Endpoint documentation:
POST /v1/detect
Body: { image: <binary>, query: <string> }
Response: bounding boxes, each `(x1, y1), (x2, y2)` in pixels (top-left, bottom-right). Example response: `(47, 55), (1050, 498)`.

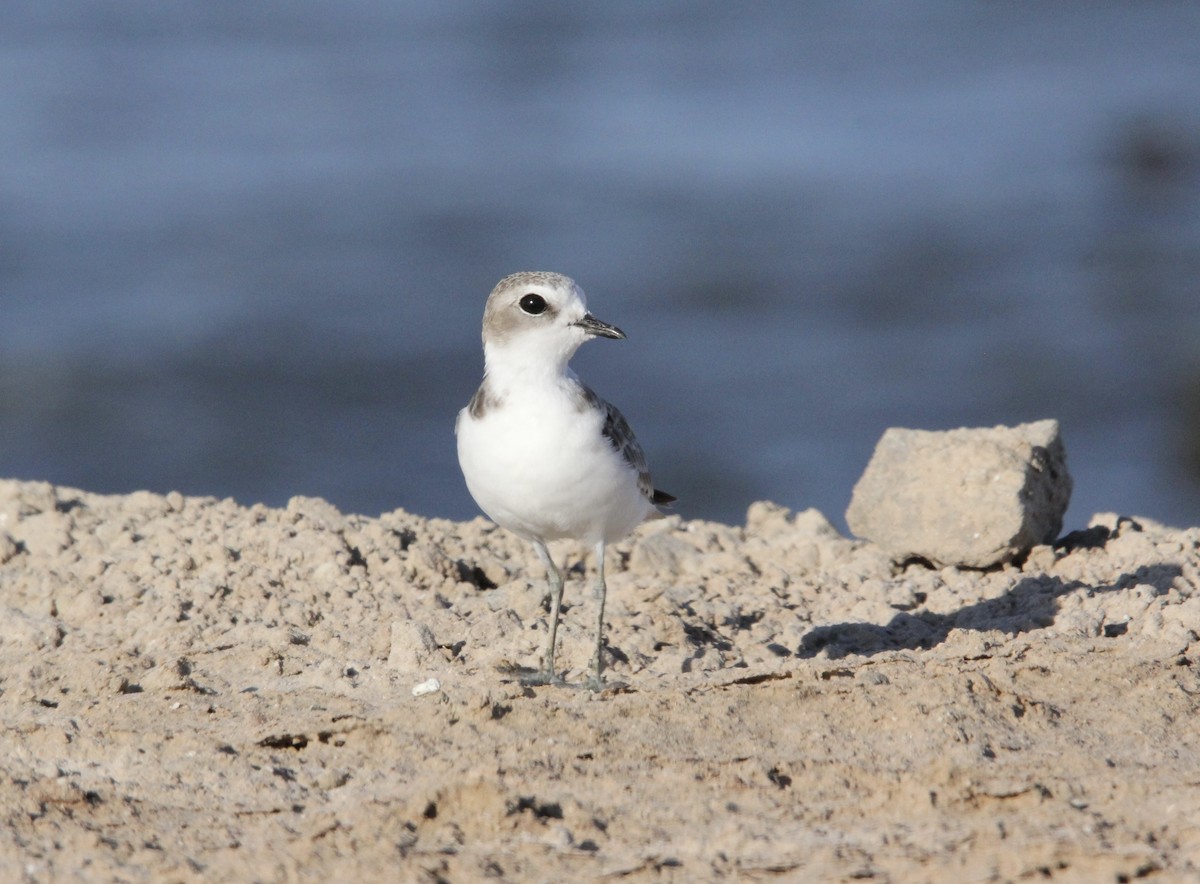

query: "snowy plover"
(456, 271), (674, 690)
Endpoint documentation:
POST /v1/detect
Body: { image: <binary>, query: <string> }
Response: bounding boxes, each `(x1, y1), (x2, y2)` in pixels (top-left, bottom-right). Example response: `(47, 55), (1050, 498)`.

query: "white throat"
(482, 334), (582, 392)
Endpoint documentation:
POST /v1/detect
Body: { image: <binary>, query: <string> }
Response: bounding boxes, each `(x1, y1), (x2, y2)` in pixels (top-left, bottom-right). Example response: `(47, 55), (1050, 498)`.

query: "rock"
(387, 620), (439, 672)
(285, 495), (348, 532)
(15, 509), (73, 556)
(846, 419), (1072, 568)
(0, 531), (19, 564)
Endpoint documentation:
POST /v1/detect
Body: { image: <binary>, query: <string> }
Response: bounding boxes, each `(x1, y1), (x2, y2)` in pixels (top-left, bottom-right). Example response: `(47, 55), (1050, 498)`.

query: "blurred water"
(2, 2), (1199, 531)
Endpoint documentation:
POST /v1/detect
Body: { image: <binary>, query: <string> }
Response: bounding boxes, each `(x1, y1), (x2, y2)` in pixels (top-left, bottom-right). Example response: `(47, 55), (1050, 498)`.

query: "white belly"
(456, 390), (652, 545)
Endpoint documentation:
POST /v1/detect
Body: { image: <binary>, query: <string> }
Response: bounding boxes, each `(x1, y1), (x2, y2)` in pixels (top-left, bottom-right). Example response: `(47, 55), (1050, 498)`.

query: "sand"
(1, 478), (1198, 881)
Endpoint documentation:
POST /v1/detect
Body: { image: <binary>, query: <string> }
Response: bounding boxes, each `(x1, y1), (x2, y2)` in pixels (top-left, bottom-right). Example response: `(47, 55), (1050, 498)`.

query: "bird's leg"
(522, 540), (565, 686)
(586, 541), (608, 691)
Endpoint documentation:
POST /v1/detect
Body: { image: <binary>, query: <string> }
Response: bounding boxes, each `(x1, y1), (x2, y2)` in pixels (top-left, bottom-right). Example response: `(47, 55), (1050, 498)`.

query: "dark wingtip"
(651, 489), (677, 507)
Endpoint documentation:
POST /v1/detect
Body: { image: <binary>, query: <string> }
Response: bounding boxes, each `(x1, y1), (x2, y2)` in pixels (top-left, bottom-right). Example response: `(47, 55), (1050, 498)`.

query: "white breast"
(456, 383), (653, 545)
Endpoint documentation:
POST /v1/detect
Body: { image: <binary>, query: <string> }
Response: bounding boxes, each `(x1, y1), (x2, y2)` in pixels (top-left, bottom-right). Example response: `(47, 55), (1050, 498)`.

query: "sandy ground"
(1, 478), (1199, 882)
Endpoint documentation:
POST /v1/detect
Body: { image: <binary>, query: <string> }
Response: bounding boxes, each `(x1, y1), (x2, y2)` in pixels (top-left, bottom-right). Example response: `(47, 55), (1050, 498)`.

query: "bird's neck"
(483, 343), (575, 394)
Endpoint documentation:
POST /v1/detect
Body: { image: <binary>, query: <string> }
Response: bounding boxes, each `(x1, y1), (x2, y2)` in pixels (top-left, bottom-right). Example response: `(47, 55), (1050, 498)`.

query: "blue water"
(2, 3), (1199, 531)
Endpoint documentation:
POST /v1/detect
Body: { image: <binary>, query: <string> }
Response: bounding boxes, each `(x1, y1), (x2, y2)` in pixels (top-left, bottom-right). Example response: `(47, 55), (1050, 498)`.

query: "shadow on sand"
(797, 562), (1182, 660)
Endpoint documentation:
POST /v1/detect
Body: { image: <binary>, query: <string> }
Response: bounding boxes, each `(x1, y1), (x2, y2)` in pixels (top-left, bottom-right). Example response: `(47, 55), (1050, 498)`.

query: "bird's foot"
(583, 675), (630, 694)
(496, 661), (567, 687)
(519, 668), (568, 688)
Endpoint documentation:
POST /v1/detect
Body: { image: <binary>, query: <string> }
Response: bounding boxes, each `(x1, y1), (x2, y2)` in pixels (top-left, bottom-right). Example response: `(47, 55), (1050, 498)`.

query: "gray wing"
(580, 384), (675, 506)
(463, 378), (501, 421)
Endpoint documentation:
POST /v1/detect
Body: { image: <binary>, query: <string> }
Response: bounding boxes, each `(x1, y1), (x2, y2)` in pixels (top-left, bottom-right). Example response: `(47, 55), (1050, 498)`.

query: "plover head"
(481, 271), (624, 372)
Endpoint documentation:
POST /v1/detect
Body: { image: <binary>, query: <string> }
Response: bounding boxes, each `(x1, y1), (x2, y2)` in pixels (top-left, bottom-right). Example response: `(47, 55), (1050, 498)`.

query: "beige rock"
(846, 419), (1072, 567)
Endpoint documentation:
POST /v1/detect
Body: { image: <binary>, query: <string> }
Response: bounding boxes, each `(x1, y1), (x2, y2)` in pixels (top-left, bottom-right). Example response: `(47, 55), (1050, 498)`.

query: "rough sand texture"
(1, 479), (1198, 881)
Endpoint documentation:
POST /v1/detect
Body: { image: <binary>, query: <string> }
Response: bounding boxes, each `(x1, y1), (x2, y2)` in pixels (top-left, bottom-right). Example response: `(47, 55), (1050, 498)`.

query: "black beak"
(574, 313), (626, 340)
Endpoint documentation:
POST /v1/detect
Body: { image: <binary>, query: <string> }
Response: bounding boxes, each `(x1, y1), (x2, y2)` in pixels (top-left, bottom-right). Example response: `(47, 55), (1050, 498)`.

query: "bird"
(456, 271), (674, 691)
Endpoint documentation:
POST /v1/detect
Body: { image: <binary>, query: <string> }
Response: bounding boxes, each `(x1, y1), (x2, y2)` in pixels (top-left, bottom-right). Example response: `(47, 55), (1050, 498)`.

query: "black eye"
(519, 293), (547, 315)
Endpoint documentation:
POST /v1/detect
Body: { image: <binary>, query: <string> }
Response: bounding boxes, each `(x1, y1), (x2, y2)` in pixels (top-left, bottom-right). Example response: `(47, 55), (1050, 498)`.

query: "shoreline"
(1, 479), (1198, 880)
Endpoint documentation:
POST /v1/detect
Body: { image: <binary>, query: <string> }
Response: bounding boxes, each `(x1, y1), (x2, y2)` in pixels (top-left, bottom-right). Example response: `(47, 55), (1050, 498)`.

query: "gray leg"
(587, 541), (608, 691)
(523, 539), (565, 686)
